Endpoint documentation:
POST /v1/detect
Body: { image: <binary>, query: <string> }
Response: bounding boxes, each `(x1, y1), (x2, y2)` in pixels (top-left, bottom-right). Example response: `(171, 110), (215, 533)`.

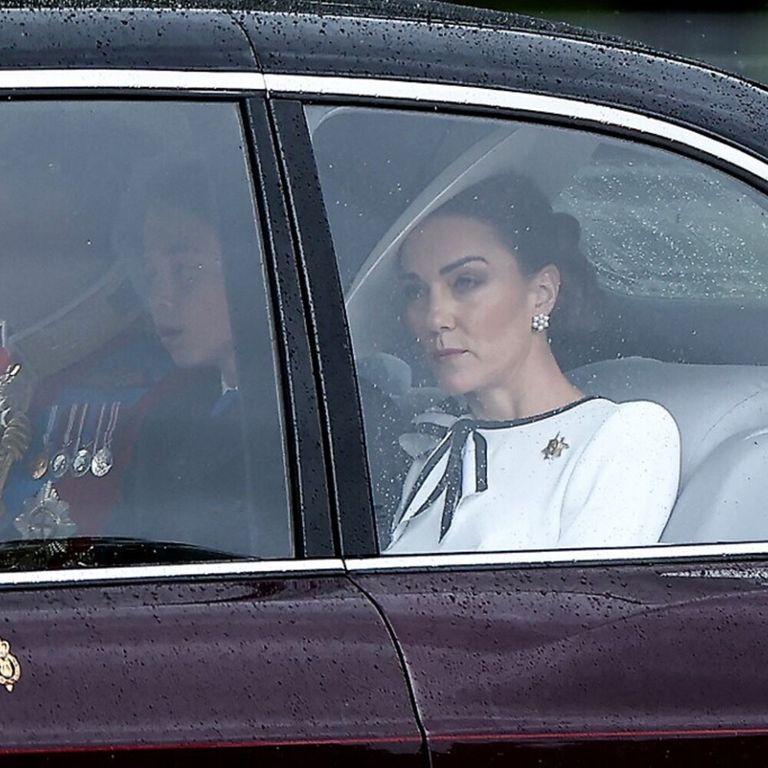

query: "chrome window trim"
(265, 74), (768, 182)
(345, 542), (768, 571)
(0, 558), (343, 588)
(0, 69), (265, 91)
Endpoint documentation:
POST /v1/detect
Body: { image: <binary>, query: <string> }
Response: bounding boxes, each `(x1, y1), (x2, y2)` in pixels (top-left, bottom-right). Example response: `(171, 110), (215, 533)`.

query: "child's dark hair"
(142, 161), (216, 225)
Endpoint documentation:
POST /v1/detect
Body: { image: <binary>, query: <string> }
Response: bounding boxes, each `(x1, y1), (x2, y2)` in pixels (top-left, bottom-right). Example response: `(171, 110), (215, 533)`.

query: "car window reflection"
(0, 101), (292, 569)
(308, 104), (768, 556)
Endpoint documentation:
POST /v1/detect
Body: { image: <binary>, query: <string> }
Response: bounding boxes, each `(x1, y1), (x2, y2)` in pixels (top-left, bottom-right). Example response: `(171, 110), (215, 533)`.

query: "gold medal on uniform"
(30, 454), (48, 481)
(30, 404), (59, 480)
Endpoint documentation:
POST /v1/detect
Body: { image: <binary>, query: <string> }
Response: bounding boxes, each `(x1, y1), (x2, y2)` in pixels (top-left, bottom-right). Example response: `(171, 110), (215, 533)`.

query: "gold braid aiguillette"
(0, 362), (31, 513)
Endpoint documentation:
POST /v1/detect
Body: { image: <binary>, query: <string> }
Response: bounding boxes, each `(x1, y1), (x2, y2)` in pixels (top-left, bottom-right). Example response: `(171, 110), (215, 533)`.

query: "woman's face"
(400, 213), (554, 400)
(143, 207), (233, 374)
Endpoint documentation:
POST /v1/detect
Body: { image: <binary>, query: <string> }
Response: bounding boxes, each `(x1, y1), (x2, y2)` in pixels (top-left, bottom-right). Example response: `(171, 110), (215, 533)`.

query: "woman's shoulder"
(500, 395), (675, 435)
(601, 397), (678, 426)
(586, 397), (680, 447)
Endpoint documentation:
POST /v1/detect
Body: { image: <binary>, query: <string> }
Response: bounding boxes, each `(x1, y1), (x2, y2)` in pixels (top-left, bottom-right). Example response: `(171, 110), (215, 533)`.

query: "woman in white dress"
(386, 175), (680, 554)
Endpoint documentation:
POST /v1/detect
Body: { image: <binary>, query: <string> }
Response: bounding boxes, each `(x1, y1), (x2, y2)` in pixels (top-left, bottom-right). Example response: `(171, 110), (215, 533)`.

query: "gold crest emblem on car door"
(0, 639), (21, 692)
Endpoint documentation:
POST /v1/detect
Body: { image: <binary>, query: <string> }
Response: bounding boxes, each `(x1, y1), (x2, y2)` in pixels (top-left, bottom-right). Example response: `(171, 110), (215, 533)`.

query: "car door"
(271, 77), (768, 766)
(0, 75), (423, 766)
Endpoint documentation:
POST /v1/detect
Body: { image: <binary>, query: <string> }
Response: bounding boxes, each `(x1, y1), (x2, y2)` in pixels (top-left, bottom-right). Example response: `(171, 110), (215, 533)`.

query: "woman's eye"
(402, 281), (425, 302)
(452, 273), (483, 293)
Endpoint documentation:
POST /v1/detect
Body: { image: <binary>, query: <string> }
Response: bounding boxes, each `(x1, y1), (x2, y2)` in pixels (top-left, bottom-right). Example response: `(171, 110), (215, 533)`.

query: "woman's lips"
(432, 348), (467, 362)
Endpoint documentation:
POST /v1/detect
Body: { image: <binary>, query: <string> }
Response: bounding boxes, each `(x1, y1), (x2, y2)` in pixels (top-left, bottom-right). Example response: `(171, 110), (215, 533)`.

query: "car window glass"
(307, 103), (768, 555)
(561, 144), (768, 300)
(0, 100), (292, 569)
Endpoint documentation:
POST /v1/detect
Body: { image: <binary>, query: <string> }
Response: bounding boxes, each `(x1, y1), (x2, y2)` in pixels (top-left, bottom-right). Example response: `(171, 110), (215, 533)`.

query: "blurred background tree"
(454, 0), (768, 84)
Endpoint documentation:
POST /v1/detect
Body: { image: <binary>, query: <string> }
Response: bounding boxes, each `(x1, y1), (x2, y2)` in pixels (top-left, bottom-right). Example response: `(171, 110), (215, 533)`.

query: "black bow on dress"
(397, 417), (488, 541)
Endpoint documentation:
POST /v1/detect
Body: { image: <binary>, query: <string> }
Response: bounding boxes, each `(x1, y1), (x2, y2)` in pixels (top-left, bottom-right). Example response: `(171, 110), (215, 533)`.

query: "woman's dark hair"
(427, 173), (601, 335)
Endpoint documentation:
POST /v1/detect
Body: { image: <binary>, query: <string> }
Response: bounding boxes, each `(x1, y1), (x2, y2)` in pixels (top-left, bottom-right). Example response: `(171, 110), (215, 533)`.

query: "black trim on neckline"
(472, 395), (605, 430)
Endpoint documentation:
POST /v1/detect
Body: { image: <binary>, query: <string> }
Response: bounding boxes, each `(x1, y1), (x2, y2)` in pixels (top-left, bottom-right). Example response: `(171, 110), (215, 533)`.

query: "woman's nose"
(425, 289), (456, 332)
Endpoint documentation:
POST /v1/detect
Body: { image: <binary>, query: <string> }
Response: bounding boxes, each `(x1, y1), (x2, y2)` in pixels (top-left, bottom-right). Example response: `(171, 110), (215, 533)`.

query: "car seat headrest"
(569, 357), (768, 485)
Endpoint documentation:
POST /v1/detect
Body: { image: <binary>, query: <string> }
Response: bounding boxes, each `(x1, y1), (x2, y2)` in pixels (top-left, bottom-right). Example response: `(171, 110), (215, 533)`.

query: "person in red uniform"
(108, 164), (261, 557)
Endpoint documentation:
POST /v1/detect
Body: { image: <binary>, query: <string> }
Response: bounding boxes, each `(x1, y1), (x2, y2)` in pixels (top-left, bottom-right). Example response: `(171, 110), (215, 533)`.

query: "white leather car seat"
(569, 357), (768, 543)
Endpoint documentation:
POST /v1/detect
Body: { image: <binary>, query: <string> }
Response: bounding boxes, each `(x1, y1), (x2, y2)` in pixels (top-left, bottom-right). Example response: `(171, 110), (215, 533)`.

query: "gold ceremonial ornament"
(0, 639), (21, 692)
(542, 433), (569, 460)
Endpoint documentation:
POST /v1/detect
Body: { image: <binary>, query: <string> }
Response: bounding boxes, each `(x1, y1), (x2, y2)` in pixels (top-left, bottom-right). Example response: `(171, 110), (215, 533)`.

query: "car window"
(0, 100), (292, 569)
(306, 103), (768, 555)
(560, 144), (768, 301)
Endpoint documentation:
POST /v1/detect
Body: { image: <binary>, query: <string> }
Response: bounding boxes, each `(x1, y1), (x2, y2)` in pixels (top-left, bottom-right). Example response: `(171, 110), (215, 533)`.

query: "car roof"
(0, 0), (621, 72)
(0, 1), (767, 157)
(0, 0), (630, 41)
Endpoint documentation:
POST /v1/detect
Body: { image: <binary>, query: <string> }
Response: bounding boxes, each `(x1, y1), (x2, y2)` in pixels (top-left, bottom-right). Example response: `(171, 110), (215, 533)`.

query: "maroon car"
(0, 1), (767, 766)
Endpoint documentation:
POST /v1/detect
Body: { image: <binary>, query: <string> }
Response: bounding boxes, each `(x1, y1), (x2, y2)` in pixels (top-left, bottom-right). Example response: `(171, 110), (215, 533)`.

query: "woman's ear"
(531, 264), (561, 315)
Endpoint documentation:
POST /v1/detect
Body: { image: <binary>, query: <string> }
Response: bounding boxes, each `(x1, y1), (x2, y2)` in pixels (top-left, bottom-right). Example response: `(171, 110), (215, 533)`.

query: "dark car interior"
(0, 100), (291, 565)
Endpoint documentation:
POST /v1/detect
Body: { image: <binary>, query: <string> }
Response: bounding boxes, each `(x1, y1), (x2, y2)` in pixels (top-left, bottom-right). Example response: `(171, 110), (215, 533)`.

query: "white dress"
(386, 397), (681, 554)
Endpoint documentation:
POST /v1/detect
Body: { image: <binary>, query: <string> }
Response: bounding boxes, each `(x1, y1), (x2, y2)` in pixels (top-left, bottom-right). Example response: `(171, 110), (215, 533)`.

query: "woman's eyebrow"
(439, 255), (487, 276)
